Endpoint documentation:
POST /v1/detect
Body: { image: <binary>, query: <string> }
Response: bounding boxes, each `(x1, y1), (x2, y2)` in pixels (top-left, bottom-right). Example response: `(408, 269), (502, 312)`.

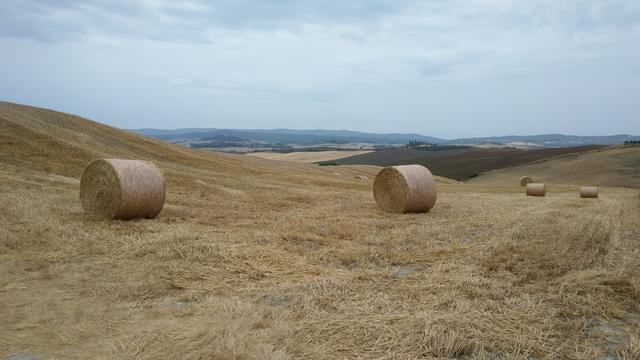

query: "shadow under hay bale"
(526, 183), (546, 197)
(373, 165), (437, 213)
(80, 159), (165, 220)
(580, 186), (598, 198)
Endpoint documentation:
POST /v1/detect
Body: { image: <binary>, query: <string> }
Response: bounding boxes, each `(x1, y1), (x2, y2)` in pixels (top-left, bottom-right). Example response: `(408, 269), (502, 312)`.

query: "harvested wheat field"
(1, 101), (640, 359)
(469, 146), (640, 188)
(246, 150), (373, 163)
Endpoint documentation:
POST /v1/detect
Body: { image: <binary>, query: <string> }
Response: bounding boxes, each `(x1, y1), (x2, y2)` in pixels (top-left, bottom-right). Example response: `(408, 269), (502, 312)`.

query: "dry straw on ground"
(3, 102), (640, 359)
(373, 165), (437, 213)
(526, 183), (546, 197)
(520, 176), (533, 186)
(80, 159), (165, 219)
(580, 186), (599, 198)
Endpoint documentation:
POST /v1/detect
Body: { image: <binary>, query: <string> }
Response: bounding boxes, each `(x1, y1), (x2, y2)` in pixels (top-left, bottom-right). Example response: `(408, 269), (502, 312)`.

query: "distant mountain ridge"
(131, 128), (444, 146)
(130, 128), (640, 147)
(452, 134), (640, 147)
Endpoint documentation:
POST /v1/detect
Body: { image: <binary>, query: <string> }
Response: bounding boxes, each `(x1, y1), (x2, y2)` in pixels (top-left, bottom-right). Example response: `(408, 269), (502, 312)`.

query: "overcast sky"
(1, 0), (639, 138)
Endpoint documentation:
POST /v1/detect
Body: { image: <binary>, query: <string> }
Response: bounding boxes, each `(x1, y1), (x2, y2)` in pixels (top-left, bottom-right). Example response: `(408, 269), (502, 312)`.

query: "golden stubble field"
(1, 102), (639, 359)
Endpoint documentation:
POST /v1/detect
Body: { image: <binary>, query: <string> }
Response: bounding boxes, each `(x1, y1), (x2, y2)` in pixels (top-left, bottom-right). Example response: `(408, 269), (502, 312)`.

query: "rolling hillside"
(333, 146), (605, 181)
(133, 128), (640, 147)
(246, 150), (373, 163)
(469, 146), (640, 188)
(133, 128), (444, 145)
(1, 101), (640, 359)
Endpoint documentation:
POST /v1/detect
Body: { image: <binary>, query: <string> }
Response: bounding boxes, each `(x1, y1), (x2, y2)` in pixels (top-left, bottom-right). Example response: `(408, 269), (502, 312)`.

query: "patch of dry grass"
(1, 102), (640, 359)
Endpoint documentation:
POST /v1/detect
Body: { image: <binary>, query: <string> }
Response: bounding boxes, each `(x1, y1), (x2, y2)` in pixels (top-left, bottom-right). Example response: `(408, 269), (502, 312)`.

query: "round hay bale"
(80, 159), (165, 219)
(580, 186), (598, 198)
(373, 165), (437, 213)
(520, 176), (533, 187)
(526, 183), (546, 197)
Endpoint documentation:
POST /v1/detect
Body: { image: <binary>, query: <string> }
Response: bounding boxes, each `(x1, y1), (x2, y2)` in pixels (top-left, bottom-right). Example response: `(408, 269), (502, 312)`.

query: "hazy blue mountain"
(130, 128), (445, 145)
(130, 128), (219, 137)
(448, 134), (640, 146)
(129, 128), (639, 147)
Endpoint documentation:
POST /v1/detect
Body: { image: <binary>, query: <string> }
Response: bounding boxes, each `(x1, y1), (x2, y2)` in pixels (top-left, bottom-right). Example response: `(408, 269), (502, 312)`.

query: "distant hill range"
(131, 128), (639, 148)
(450, 134), (640, 147)
(131, 128), (443, 146)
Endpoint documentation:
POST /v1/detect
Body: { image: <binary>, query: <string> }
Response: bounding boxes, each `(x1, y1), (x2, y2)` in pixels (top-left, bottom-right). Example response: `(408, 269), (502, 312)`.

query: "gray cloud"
(0, 0), (639, 137)
(0, 0), (415, 42)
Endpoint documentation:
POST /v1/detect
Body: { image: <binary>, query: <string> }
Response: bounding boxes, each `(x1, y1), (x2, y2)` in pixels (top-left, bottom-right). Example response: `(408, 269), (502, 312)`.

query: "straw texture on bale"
(373, 165), (437, 213)
(580, 186), (598, 198)
(80, 159), (165, 219)
(526, 183), (546, 197)
(520, 176), (533, 187)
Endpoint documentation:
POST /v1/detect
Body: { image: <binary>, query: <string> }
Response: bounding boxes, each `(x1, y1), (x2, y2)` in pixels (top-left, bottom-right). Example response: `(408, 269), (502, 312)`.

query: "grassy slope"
(334, 146), (605, 181)
(1, 101), (640, 359)
(468, 146), (640, 188)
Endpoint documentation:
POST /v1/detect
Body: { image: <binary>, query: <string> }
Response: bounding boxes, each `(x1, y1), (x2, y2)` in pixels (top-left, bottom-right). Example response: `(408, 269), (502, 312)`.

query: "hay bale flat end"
(520, 176), (533, 186)
(80, 159), (165, 220)
(373, 165), (437, 213)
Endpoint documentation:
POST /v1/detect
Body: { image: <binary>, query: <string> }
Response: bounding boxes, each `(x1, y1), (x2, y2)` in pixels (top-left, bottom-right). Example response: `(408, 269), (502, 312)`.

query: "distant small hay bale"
(580, 186), (598, 198)
(354, 175), (368, 180)
(80, 159), (165, 220)
(520, 176), (533, 186)
(526, 183), (546, 197)
(373, 165), (437, 213)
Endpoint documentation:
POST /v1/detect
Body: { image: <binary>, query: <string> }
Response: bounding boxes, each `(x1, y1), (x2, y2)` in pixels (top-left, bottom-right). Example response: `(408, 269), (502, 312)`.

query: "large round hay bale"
(80, 159), (165, 219)
(373, 165), (437, 213)
(526, 183), (546, 197)
(580, 186), (598, 198)
(520, 176), (533, 187)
